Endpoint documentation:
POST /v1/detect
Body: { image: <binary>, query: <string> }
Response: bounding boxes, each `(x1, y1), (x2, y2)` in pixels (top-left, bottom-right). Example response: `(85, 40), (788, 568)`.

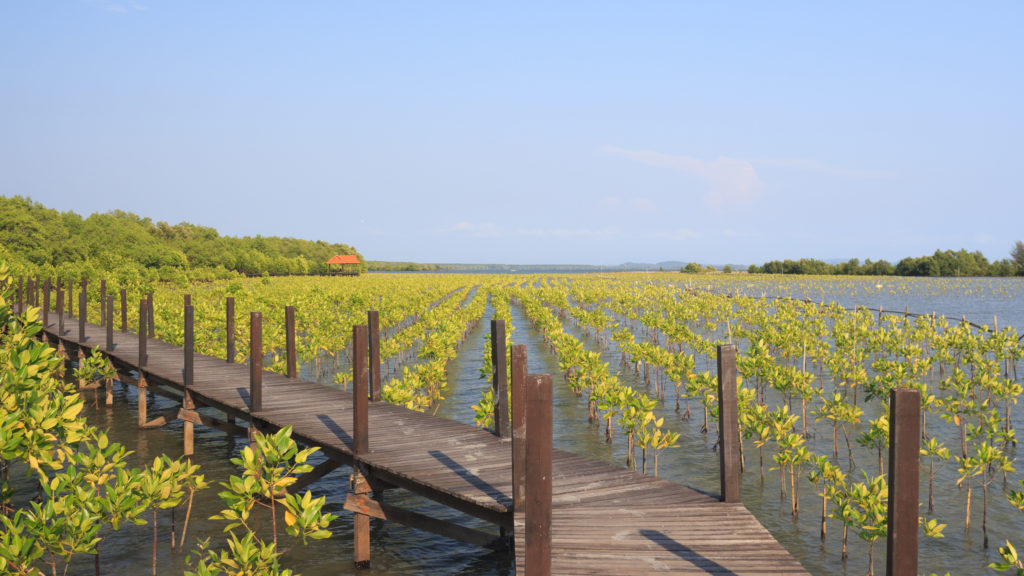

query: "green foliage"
(0, 196), (363, 277)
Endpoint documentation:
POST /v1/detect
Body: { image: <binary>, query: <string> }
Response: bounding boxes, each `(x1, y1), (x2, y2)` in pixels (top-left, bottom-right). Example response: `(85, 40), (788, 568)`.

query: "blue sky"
(2, 2), (1021, 265)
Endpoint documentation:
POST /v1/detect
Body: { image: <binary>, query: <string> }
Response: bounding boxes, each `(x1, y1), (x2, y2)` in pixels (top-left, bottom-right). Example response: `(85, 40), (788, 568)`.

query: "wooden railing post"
(105, 295), (114, 351)
(368, 310), (381, 401)
(511, 345), (528, 513)
(120, 288), (127, 332)
(16, 276), (22, 314)
(99, 280), (106, 327)
(226, 297), (235, 363)
(286, 305), (297, 378)
(138, 299), (147, 367)
(525, 373), (552, 576)
(25, 278), (33, 308)
(491, 319), (509, 438)
(42, 279), (50, 328)
(56, 283), (64, 335)
(886, 388), (920, 576)
(66, 279), (73, 321)
(146, 292), (154, 338)
(250, 312), (262, 414)
(78, 290), (87, 343)
(183, 303), (195, 456)
(351, 323), (371, 568)
(717, 344), (740, 503)
(34, 275), (39, 307)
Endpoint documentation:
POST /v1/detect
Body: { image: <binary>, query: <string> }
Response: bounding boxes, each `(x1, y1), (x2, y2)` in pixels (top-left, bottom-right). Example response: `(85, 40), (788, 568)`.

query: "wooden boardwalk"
(42, 312), (809, 575)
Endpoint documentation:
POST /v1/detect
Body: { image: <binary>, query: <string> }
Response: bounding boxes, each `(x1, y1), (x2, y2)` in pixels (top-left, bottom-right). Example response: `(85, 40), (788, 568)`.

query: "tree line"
(749, 244), (1024, 277)
(0, 196), (364, 280)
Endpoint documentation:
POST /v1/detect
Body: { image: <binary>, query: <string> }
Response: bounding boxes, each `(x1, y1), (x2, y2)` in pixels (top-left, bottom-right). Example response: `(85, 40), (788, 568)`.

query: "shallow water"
(24, 276), (1024, 575)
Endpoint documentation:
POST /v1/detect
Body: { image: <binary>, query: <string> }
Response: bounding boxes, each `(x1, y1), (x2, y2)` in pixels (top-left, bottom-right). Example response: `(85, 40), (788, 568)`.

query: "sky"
(1, 2), (1021, 266)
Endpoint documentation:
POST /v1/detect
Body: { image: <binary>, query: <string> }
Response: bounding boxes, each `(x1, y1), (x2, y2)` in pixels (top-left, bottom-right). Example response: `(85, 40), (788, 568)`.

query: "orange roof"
(326, 254), (360, 265)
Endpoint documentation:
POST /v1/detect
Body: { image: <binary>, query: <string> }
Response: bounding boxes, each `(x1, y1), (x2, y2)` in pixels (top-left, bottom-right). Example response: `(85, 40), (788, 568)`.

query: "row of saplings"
(0, 268), (333, 576)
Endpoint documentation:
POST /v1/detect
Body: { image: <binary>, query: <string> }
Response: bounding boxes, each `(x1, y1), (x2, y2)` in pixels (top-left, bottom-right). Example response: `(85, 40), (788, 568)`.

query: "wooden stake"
(491, 319), (509, 438)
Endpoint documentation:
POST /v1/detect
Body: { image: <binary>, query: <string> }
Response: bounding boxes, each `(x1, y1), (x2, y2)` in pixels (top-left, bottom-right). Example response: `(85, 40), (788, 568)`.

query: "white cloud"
(748, 157), (886, 178)
(604, 146), (762, 209)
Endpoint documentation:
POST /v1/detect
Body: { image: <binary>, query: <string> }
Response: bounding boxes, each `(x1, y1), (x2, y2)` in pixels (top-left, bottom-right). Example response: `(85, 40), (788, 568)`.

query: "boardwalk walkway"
(42, 312), (809, 575)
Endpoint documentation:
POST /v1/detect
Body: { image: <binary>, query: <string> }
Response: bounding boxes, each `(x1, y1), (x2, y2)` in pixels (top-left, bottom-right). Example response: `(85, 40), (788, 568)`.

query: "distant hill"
(0, 196), (363, 277)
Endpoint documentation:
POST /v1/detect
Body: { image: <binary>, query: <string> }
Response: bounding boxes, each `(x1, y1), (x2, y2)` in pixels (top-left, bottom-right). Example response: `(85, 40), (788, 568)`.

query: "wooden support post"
(286, 305), (297, 378)
(16, 276), (22, 314)
(351, 323), (370, 568)
(511, 345), (528, 513)
(184, 293), (191, 307)
(56, 283), (64, 335)
(146, 292), (154, 338)
(66, 279), (73, 321)
(34, 275), (39, 307)
(717, 344), (740, 503)
(78, 290), (86, 343)
(225, 297), (235, 363)
(250, 312), (262, 414)
(26, 278), (33, 308)
(42, 279), (50, 328)
(368, 310), (381, 401)
(120, 288), (127, 332)
(138, 299), (147, 367)
(886, 388), (920, 576)
(525, 373), (552, 576)
(491, 319), (509, 438)
(184, 304), (194, 389)
(105, 295), (114, 351)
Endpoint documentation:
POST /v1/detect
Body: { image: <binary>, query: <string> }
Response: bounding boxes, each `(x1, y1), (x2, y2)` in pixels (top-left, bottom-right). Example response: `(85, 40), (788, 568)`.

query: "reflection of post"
(491, 319), (509, 438)
(368, 311), (381, 401)
(351, 324), (371, 569)
(886, 388), (920, 576)
(286, 305), (297, 378)
(525, 373), (552, 576)
(511, 345), (528, 512)
(717, 344), (740, 503)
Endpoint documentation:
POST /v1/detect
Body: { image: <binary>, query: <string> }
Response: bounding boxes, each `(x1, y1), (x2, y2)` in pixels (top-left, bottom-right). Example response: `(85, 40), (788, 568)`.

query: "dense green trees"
(0, 196), (363, 278)
(752, 246), (1021, 277)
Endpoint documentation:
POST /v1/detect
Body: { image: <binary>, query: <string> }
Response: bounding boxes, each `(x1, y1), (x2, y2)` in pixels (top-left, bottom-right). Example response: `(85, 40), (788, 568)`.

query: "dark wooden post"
(57, 283), (64, 335)
(353, 325), (369, 455)
(250, 312), (262, 413)
(525, 373), (552, 576)
(886, 388), (920, 576)
(511, 344), (528, 513)
(368, 310), (381, 401)
(16, 276), (22, 314)
(351, 324), (370, 568)
(183, 303), (195, 456)
(717, 344), (740, 503)
(225, 297), (235, 363)
(42, 279), (50, 328)
(146, 293), (154, 338)
(100, 280), (107, 327)
(286, 305), (297, 378)
(138, 299), (147, 367)
(78, 290), (87, 342)
(25, 278), (33, 308)
(184, 293), (191, 307)
(491, 319), (510, 438)
(34, 275), (39, 307)
(120, 289), (127, 332)
(105, 295), (114, 351)
(66, 279), (73, 320)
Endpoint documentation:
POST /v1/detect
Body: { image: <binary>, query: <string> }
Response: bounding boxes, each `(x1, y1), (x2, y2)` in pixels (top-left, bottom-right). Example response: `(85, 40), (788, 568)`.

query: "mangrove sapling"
(989, 481), (1024, 574)
(856, 414), (889, 476)
(920, 437), (951, 514)
(807, 455), (845, 541)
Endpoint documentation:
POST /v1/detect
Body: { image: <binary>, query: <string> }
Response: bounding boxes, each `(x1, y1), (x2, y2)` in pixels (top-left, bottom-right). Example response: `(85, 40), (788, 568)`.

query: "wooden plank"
(343, 493), (504, 550)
